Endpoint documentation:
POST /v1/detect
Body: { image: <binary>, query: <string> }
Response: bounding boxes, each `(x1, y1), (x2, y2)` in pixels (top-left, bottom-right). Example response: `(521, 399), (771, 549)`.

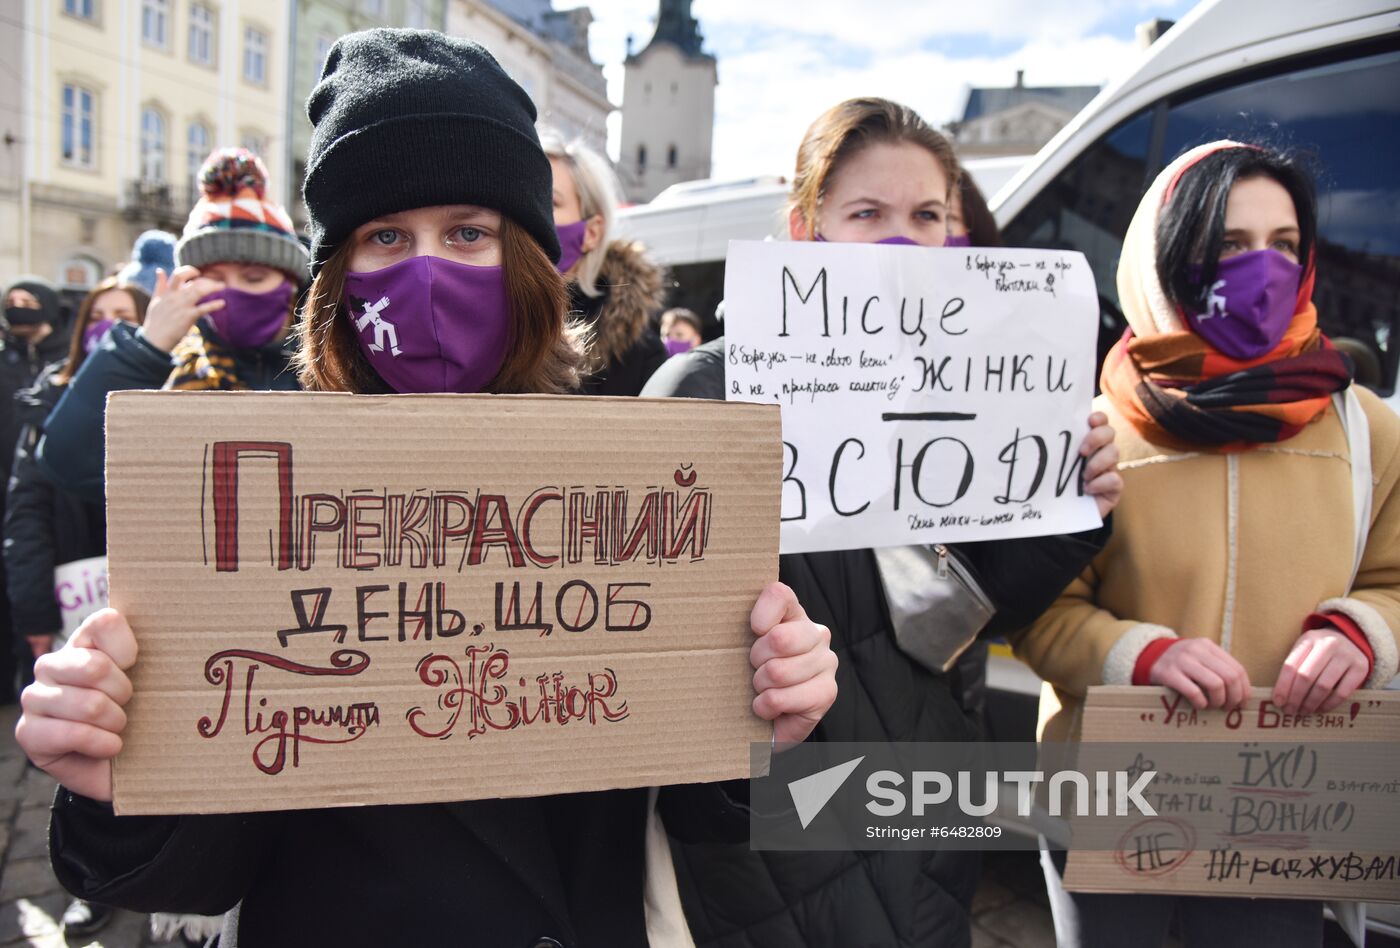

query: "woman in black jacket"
(641, 98), (1122, 948)
(17, 31), (839, 948)
(6, 276), (148, 940)
(542, 130), (670, 396)
(6, 276), (148, 660)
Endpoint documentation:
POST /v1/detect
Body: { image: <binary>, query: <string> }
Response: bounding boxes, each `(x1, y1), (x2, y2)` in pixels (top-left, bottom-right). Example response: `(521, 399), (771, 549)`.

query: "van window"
(1161, 46), (1400, 393)
(1001, 110), (1153, 365)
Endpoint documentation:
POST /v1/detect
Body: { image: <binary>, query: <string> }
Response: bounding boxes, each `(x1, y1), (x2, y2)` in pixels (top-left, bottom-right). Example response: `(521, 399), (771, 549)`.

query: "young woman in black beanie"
(15, 30), (837, 948)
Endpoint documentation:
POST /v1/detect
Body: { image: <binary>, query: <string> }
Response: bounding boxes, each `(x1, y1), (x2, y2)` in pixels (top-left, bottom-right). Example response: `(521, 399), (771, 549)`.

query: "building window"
(142, 0), (169, 47)
(64, 0), (96, 21)
(187, 121), (209, 197)
(243, 27), (267, 85)
(405, 0), (431, 28)
(188, 4), (215, 66)
(361, 0), (384, 15)
(667, 145), (677, 169)
(61, 84), (96, 169)
(240, 131), (266, 158)
(637, 144), (647, 170)
(61, 255), (103, 290)
(141, 107), (166, 182)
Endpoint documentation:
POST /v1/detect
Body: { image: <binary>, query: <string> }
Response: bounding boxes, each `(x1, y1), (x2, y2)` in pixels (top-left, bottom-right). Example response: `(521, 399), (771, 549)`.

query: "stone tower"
(619, 0), (717, 203)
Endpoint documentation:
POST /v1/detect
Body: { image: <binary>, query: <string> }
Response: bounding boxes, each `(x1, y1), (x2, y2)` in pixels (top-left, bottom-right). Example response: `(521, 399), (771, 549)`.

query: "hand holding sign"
(1273, 626), (1370, 716)
(749, 581), (838, 746)
(16, 609), (138, 802)
(1147, 638), (1251, 712)
(1081, 412), (1123, 519)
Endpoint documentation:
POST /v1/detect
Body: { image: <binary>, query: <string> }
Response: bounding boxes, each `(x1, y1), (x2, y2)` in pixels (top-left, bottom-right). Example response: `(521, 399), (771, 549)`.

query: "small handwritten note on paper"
(722, 240), (1102, 554)
(1064, 687), (1400, 903)
(104, 391), (779, 815)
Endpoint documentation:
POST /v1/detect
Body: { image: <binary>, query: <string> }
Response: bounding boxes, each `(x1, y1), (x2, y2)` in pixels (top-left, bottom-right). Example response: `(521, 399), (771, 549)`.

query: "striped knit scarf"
(164, 324), (245, 391)
(1100, 315), (1352, 453)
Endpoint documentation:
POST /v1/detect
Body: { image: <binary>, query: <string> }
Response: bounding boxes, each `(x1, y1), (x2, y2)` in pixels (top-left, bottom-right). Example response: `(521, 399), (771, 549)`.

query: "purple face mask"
(83, 318), (116, 354)
(1186, 249), (1302, 360)
(205, 281), (294, 349)
(343, 255), (510, 394)
(555, 219), (589, 274)
(944, 234), (972, 248)
(664, 338), (693, 357)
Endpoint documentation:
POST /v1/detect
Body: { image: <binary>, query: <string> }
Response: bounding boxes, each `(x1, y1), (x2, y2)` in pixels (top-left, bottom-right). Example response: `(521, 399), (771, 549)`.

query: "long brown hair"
(54, 277), (151, 384)
(789, 97), (961, 235)
(295, 218), (583, 394)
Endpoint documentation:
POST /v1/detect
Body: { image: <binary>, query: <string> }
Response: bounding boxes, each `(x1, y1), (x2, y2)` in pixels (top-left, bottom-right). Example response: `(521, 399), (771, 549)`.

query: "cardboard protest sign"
(1064, 687), (1400, 902)
(55, 555), (108, 647)
(724, 240), (1102, 554)
(105, 391), (780, 815)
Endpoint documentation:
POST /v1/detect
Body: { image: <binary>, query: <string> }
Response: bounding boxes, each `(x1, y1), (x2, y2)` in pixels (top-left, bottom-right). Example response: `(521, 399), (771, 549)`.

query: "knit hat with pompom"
(175, 147), (308, 280)
(116, 229), (176, 295)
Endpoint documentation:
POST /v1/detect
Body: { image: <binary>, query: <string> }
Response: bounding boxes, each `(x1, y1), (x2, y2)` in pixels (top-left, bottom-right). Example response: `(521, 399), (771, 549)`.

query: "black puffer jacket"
(642, 340), (1110, 947)
(38, 320), (299, 502)
(571, 240), (669, 396)
(4, 365), (106, 638)
(0, 329), (69, 485)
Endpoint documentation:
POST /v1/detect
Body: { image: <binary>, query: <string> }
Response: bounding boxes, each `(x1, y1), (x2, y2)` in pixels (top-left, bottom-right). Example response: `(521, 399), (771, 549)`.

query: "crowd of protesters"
(1, 25), (1393, 948)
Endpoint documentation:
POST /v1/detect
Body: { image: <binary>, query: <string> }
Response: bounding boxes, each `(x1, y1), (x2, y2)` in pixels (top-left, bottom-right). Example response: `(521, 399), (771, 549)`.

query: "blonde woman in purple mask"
(542, 129), (671, 395)
(17, 30), (838, 948)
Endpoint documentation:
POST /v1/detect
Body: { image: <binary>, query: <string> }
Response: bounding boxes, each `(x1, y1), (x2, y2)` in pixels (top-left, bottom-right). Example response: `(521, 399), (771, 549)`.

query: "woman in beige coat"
(1016, 140), (1400, 946)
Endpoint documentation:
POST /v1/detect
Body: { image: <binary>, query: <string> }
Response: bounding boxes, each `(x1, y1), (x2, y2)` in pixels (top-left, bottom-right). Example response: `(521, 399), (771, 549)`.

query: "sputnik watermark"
(865, 769), (1157, 819)
(753, 741), (1400, 853)
(788, 759), (1157, 829)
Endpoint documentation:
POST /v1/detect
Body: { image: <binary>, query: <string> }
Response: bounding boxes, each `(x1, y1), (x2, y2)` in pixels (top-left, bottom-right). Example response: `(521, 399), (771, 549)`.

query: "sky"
(583, 0), (1199, 179)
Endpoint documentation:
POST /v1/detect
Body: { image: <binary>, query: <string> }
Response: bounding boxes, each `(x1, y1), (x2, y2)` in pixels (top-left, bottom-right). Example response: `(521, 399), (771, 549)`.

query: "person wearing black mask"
(0, 276), (68, 701)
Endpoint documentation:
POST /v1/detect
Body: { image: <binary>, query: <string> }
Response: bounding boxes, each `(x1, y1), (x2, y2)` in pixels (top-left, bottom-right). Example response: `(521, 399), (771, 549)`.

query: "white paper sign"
(54, 555), (108, 646)
(723, 240), (1102, 554)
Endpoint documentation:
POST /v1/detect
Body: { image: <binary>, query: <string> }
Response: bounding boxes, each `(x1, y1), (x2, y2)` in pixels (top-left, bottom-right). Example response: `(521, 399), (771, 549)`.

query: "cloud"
(585, 0), (1195, 179)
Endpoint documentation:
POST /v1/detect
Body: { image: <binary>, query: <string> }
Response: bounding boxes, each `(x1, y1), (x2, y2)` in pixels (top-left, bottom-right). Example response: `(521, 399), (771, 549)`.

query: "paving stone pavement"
(0, 706), (150, 948)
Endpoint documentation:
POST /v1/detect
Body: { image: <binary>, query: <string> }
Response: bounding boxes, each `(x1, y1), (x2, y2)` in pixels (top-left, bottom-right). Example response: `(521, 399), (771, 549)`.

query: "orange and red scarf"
(1101, 275), (1351, 453)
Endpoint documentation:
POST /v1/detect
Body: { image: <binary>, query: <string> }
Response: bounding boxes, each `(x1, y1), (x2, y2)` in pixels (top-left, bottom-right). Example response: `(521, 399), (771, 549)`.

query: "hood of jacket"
(572, 239), (665, 377)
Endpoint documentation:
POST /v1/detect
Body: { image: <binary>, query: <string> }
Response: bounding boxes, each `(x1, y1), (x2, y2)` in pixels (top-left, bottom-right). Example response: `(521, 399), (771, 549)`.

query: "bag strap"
(1333, 388), (1372, 590)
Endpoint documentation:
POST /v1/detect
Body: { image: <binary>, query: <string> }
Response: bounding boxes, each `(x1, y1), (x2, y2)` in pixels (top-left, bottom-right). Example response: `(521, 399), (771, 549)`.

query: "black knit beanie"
(303, 29), (559, 276)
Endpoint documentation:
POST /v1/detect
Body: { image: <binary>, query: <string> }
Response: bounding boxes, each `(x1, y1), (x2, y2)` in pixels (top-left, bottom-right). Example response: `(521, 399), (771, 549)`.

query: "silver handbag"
(873, 544), (995, 673)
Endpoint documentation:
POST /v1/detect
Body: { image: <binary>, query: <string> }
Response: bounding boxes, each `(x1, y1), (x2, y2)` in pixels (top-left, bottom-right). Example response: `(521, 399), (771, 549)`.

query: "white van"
(992, 0), (1400, 390)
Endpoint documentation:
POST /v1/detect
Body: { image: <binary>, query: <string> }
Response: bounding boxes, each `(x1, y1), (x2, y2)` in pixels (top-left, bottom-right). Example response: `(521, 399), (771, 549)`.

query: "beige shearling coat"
(1015, 389), (1400, 744)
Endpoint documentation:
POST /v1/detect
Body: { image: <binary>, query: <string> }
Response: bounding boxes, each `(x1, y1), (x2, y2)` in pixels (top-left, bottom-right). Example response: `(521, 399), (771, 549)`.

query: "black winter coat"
(571, 241), (669, 397)
(0, 329), (69, 484)
(37, 321), (298, 502)
(51, 781), (750, 947)
(642, 340), (1110, 947)
(4, 366), (106, 637)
